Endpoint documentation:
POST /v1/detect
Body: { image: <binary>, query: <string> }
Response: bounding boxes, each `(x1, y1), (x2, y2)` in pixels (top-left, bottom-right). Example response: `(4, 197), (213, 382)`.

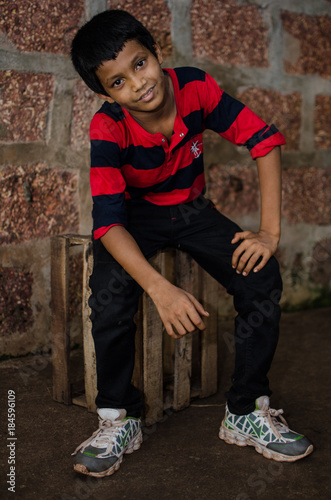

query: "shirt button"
(162, 138), (166, 142)
(180, 133), (184, 137)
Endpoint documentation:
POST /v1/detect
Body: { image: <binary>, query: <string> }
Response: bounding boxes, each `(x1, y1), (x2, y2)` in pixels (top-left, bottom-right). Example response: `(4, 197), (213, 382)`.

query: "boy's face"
(95, 40), (166, 116)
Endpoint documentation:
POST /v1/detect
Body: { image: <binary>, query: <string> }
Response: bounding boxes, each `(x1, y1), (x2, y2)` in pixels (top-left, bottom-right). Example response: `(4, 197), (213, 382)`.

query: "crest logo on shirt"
(190, 140), (202, 159)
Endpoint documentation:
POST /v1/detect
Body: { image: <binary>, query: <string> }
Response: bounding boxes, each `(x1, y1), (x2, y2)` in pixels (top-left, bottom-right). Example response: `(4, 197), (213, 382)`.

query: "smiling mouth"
(138, 85), (155, 101)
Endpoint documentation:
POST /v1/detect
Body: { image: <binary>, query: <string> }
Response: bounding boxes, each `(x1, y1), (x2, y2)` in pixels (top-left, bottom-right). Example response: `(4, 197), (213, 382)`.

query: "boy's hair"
(71, 10), (157, 96)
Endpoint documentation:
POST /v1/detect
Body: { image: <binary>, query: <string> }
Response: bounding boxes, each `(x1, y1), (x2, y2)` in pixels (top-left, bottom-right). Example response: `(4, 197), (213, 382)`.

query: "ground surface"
(0, 307), (330, 500)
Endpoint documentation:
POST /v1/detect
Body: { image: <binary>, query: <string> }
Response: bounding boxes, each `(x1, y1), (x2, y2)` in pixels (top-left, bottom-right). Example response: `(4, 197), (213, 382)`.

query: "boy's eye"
(136, 59), (145, 69)
(112, 79), (123, 88)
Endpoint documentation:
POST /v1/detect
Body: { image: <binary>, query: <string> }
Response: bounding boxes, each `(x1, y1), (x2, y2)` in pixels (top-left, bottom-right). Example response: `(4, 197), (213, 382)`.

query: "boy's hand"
(231, 229), (279, 276)
(149, 281), (209, 339)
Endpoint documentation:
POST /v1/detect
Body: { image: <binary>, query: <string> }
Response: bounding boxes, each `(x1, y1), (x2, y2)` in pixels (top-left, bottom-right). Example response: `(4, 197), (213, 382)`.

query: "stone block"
(315, 95), (331, 150)
(208, 165), (331, 226)
(207, 163), (259, 216)
(0, 164), (79, 245)
(0, 268), (33, 336)
(108, 0), (172, 57)
(71, 80), (102, 151)
(0, 0), (85, 54)
(282, 167), (331, 225)
(309, 237), (331, 289)
(0, 70), (54, 143)
(281, 11), (331, 78)
(191, 0), (268, 67)
(237, 88), (301, 151)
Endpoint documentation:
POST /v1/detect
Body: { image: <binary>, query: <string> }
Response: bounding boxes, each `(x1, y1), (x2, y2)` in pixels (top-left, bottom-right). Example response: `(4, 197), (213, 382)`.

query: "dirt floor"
(0, 307), (330, 500)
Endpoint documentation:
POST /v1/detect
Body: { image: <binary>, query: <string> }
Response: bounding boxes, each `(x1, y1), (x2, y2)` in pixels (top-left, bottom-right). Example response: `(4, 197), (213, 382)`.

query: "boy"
(70, 10), (313, 477)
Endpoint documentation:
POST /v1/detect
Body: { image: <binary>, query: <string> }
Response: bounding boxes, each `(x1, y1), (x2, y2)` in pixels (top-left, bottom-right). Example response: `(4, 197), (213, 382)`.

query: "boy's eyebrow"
(105, 51), (148, 86)
(105, 73), (122, 86)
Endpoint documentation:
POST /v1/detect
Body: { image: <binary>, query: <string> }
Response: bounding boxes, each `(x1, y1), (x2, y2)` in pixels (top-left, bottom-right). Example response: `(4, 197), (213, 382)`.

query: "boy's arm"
(231, 146), (282, 276)
(100, 226), (209, 338)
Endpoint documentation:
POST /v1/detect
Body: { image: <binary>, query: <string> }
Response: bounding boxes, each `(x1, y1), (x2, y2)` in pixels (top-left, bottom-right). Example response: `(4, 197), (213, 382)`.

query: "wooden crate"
(51, 235), (219, 425)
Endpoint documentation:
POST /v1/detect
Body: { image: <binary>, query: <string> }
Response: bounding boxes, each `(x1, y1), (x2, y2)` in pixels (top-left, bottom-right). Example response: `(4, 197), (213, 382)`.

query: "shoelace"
(260, 407), (290, 441)
(72, 419), (125, 456)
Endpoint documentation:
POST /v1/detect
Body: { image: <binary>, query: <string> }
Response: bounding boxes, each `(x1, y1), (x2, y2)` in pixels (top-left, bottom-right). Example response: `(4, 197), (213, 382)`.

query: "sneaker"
(219, 396), (313, 462)
(72, 408), (142, 477)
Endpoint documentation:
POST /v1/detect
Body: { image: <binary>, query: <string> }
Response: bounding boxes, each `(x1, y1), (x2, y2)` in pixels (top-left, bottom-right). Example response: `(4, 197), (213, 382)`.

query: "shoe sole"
(219, 420), (313, 462)
(74, 430), (143, 477)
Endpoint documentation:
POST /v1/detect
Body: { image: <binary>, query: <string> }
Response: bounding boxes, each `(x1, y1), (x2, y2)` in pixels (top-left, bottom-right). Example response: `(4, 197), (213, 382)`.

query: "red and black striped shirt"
(90, 67), (286, 239)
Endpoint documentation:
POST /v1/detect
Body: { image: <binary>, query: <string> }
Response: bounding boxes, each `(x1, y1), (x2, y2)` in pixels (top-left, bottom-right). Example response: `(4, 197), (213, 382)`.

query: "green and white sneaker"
(219, 396), (313, 462)
(72, 408), (142, 477)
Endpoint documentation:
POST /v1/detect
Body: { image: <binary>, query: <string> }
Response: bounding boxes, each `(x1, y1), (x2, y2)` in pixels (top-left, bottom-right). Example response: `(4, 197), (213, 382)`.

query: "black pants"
(89, 197), (282, 417)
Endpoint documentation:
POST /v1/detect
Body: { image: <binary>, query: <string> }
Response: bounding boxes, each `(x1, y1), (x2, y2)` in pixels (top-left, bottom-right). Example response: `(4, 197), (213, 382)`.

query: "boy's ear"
(96, 93), (115, 104)
(154, 43), (163, 65)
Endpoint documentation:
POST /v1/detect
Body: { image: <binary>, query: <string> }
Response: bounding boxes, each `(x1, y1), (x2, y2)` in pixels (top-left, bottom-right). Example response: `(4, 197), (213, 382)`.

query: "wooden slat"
(143, 253), (164, 425)
(161, 249), (176, 386)
(82, 239), (97, 412)
(173, 251), (197, 411)
(59, 234), (90, 246)
(51, 235), (71, 404)
(132, 296), (144, 394)
(199, 268), (218, 398)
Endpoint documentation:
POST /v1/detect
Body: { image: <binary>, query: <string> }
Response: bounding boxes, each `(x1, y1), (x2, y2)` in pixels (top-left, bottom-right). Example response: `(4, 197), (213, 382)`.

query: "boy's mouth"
(138, 85), (155, 102)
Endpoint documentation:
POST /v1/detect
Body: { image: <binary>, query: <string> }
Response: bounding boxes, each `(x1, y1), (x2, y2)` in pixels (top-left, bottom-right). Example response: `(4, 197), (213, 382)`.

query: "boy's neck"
(128, 72), (176, 142)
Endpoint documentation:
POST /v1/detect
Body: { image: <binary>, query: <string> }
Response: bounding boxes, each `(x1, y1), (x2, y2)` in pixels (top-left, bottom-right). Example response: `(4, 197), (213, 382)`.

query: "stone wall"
(0, 0), (330, 356)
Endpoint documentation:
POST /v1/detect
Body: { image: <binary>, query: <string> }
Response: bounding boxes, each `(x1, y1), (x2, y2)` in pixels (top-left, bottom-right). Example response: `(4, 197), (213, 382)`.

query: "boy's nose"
(131, 75), (146, 93)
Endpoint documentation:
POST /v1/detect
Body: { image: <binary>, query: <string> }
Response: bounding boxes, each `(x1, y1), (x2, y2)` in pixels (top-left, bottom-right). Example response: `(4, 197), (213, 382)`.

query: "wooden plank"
(51, 235), (71, 404)
(173, 251), (197, 411)
(199, 268), (218, 398)
(161, 249), (176, 387)
(143, 253), (164, 425)
(61, 234), (90, 246)
(132, 296), (144, 394)
(82, 239), (97, 412)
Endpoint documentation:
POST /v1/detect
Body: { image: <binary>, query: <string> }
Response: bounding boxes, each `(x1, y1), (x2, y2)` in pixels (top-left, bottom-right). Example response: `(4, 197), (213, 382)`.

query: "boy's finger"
(189, 313), (206, 331)
(186, 292), (209, 317)
(232, 241), (247, 268)
(194, 301), (210, 318)
(242, 249), (271, 276)
(179, 316), (198, 334)
(166, 323), (181, 339)
(235, 248), (255, 274)
(240, 253), (261, 276)
(231, 230), (250, 244)
(186, 304), (206, 331)
(253, 254), (269, 273)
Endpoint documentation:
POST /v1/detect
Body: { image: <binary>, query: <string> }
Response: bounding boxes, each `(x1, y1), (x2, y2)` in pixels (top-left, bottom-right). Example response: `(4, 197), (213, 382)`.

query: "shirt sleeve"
(90, 112), (127, 240)
(202, 72), (286, 159)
